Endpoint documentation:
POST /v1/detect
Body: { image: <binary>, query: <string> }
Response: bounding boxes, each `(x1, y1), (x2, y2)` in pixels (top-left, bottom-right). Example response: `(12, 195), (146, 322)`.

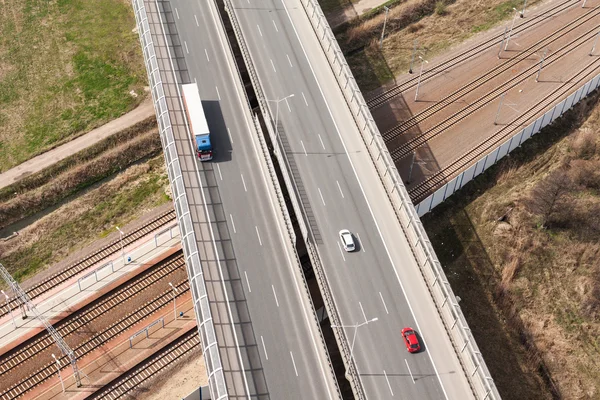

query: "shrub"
(435, 1), (448, 15)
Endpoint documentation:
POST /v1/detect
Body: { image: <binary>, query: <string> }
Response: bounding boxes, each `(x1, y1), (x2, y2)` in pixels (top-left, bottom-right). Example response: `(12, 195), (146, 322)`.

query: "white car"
(339, 229), (356, 252)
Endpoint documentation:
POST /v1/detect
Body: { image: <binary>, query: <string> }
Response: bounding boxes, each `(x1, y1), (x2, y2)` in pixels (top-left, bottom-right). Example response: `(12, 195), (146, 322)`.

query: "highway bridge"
(131, 0), (498, 399)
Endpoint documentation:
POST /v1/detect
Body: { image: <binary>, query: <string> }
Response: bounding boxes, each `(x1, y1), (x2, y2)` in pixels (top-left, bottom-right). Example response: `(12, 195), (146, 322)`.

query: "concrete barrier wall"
(296, 0), (500, 398)
(416, 71), (600, 217)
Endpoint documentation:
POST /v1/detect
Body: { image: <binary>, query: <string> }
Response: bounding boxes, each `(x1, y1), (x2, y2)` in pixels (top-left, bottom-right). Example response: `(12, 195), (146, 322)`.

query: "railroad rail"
(383, 5), (600, 156)
(0, 208), (176, 320)
(366, 0), (580, 110)
(0, 255), (188, 399)
(87, 329), (200, 400)
(389, 13), (600, 163)
(409, 52), (600, 203)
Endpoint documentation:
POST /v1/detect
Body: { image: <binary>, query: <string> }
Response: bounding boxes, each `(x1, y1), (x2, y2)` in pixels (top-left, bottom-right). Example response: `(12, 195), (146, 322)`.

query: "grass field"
(0, 154), (171, 283)
(0, 0), (147, 172)
(422, 93), (600, 399)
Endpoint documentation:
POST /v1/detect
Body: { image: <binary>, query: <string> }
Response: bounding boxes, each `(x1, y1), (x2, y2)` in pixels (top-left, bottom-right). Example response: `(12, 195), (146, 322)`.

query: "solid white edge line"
(279, 1), (450, 398)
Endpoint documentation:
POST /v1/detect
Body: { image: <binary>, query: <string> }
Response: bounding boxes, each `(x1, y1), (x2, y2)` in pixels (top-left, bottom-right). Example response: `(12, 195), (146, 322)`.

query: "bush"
(435, 1), (448, 15)
(526, 168), (572, 227)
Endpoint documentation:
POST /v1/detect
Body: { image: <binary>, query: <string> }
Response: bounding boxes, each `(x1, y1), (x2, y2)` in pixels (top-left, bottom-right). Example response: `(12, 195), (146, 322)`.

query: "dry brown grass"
(0, 154), (171, 282)
(0, 120), (161, 230)
(423, 93), (600, 399)
(330, 0), (544, 90)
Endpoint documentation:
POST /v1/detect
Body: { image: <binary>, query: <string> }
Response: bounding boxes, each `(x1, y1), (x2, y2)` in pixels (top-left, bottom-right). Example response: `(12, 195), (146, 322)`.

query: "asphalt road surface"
(167, 0), (340, 398)
(229, 0), (475, 398)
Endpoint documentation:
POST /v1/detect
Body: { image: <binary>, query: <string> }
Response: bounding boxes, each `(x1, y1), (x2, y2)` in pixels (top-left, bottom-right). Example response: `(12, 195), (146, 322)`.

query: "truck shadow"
(203, 100), (233, 163)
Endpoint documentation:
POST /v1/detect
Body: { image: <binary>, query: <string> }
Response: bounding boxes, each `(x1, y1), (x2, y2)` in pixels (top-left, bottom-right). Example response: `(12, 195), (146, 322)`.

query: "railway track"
(87, 329), (200, 400)
(366, 0), (580, 110)
(383, 5), (600, 155)
(389, 17), (600, 163)
(0, 208), (177, 320)
(0, 255), (189, 399)
(409, 53), (600, 203)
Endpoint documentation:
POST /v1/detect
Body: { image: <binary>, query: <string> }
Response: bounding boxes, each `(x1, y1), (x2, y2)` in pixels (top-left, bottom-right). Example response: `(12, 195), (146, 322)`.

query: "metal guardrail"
(416, 71), (600, 216)
(297, 0), (501, 398)
(130, 1), (228, 398)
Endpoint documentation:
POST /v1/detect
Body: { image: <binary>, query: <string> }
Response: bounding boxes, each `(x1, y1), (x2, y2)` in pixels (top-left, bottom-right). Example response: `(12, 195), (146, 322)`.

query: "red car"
(401, 327), (421, 353)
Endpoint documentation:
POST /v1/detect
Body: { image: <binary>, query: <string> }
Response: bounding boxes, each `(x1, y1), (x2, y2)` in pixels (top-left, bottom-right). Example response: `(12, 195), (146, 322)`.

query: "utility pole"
(504, 8), (519, 51)
(591, 32), (600, 56)
(379, 6), (390, 49)
(414, 56), (428, 101)
(535, 48), (548, 82)
(1, 290), (15, 328)
(407, 151), (417, 184)
(408, 39), (418, 73)
(169, 282), (178, 320)
(115, 226), (125, 266)
(52, 354), (65, 393)
(498, 27), (507, 58)
(0, 264), (84, 387)
(331, 317), (378, 378)
(520, 0), (527, 17)
(265, 94), (295, 146)
(494, 93), (506, 125)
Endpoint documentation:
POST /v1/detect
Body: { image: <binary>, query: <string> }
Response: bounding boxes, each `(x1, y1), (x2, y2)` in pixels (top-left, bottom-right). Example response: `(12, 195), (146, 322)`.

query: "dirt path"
(328, 0), (388, 28)
(0, 98), (155, 190)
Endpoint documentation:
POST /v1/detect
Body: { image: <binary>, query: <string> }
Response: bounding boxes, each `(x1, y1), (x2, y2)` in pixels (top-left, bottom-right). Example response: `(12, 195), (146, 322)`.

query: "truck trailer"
(181, 83), (213, 161)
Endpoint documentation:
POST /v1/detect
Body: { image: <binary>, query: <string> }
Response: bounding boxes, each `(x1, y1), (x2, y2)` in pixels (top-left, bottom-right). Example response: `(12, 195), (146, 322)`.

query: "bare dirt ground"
(0, 98), (155, 190)
(326, 0), (389, 28)
(139, 351), (208, 400)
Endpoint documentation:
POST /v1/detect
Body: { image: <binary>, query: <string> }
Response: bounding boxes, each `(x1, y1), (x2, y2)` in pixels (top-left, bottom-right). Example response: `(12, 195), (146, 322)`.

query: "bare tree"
(527, 169), (572, 227)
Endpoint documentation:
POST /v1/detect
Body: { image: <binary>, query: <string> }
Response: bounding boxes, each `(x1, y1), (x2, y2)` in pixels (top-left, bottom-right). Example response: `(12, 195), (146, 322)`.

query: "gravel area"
(2, 256), (187, 392)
